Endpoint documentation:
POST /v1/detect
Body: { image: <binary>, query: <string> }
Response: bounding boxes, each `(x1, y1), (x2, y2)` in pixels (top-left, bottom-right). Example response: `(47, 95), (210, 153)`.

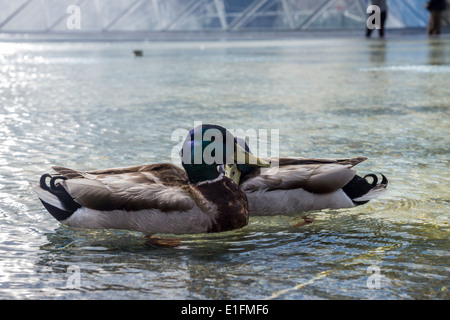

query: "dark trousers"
(427, 11), (443, 35)
(366, 11), (388, 37)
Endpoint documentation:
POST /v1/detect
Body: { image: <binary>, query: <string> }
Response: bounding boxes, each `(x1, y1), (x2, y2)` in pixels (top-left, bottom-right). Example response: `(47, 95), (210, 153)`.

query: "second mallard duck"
(224, 138), (388, 216)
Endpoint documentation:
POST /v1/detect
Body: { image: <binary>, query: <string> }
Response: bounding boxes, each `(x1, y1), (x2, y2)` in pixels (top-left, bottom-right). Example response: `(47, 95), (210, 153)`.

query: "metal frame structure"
(0, 0), (440, 33)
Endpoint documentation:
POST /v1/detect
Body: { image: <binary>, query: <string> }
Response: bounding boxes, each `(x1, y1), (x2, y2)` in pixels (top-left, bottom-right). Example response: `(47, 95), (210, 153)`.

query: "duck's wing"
(277, 156), (367, 167)
(240, 162), (358, 194)
(51, 163), (200, 212)
(54, 163), (188, 181)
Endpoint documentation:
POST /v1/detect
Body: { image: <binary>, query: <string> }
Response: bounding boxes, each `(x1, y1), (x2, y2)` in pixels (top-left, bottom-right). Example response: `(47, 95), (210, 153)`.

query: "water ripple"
(0, 39), (449, 299)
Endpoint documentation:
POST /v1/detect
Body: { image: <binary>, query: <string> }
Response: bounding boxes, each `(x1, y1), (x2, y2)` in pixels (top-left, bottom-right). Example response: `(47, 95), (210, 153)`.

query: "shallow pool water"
(0, 36), (449, 299)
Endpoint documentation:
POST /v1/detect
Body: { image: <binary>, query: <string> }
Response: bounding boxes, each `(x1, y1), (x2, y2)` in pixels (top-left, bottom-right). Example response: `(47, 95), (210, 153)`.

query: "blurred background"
(0, 0), (448, 40)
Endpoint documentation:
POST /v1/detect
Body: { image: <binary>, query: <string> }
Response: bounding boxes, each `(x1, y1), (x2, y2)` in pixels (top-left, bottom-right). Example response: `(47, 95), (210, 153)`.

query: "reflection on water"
(368, 40), (386, 64)
(428, 38), (448, 65)
(0, 37), (449, 299)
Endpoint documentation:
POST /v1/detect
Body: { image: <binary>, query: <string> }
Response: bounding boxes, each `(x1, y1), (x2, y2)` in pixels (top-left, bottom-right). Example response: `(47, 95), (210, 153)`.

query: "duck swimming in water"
(33, 125), (269, 234)
(223, 138), (388, 217)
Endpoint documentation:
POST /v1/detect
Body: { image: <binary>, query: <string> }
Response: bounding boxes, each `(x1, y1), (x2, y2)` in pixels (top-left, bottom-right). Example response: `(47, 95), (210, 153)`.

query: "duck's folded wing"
(52, 164), (195, 212)
(241, 163), (357, 194)
(277, 156), (367, 167)
(53, 163), (188, 182)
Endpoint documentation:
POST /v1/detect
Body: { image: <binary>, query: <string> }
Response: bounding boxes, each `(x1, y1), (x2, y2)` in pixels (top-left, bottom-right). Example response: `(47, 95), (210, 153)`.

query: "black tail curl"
(39, 174), (81, 220)
(40, 173), (67, 191)
(342, 173), (388, 205)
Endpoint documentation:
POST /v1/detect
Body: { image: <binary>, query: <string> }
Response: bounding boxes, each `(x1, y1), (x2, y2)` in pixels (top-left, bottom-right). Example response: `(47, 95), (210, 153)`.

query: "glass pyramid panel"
(106, 0), (162, 31)
(1, 0), (47, 31)
(50, 0), (103, 31)
(388, 0), (429, 28)
(308, 0), (365, 29)
(231, 0), (290, 29)
(224, 0), (255, 27)
(44, 0), (80, 31)
(167, 0), (223, 30)
(0, 0), (446, 33)
(283, 0), (330, 29)
(0, 0), (29, 26)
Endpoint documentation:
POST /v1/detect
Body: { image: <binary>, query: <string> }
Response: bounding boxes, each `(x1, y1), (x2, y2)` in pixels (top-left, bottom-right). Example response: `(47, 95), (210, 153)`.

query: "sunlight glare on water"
(0, 37), (449, 299)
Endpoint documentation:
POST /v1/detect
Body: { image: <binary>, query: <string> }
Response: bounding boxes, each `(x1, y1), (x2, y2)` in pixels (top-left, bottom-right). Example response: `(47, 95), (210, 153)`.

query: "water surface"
(0, 37), (449, 299)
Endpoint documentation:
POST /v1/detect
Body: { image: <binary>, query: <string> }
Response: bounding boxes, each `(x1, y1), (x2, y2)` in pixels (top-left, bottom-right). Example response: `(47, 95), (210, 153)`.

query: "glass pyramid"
(0, 0), (442, 33)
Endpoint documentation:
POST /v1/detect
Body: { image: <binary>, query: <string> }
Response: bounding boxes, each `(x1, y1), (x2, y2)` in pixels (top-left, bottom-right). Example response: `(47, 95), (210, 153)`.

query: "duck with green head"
(33, 124), (269, 234)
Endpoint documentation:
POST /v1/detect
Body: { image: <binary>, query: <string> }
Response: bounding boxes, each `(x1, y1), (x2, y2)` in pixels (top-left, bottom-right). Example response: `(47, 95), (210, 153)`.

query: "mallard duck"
(223, 138), (388, 217)
(33, 124), (269, 234)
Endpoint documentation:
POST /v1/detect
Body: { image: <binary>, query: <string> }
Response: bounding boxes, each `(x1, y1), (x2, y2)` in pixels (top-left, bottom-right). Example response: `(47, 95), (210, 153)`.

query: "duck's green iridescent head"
(180, 124), (269, 184)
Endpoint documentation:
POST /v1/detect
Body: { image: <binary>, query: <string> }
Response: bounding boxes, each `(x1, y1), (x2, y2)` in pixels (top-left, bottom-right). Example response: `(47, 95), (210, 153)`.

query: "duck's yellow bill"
(225, 143), (270, 184)
(233, 143), (271, 167)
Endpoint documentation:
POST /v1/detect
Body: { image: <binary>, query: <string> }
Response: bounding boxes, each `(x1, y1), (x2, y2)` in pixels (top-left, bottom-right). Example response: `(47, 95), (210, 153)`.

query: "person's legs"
(379, 11), (387, 37)
(427, 12), (435, 35)
(428, 11), (442, 35)
(434, 11), (442, 34)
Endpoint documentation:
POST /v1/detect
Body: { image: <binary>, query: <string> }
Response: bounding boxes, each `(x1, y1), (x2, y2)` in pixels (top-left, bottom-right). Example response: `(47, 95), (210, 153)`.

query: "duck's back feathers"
(51, 163), (196, 213)
(241, 161), (357, 194)
(52, 163), (188, 184)
(277, 156), (367, 167)
(35, 164), (207, 224)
